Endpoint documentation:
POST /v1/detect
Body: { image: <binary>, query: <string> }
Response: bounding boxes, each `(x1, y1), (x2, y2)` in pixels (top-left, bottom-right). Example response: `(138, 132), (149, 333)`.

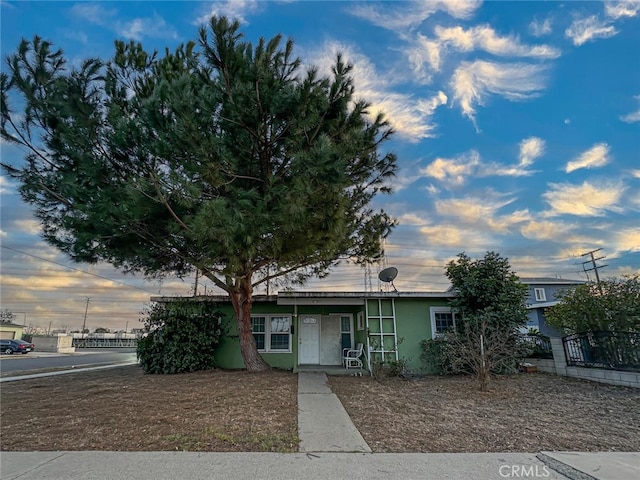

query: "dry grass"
(0, 365), (298, 452)
(3, 366), (639, 453)
(329, 372), (640, 453)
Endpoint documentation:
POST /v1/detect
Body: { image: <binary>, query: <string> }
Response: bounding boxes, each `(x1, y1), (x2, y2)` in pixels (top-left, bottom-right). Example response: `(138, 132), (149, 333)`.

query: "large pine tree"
(1, 17), (397, 371)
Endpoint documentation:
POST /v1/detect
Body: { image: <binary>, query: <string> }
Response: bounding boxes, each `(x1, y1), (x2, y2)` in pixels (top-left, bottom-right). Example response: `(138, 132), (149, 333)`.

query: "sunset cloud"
(421, 151), (481, 186)
(565, 143), (610, 173)
(310, 41), (447, 140)
(543, 181), (626, 216)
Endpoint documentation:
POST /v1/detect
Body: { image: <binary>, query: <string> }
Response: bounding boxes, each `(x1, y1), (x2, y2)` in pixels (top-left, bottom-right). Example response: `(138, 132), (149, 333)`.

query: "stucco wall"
(394, 298), (449, 372)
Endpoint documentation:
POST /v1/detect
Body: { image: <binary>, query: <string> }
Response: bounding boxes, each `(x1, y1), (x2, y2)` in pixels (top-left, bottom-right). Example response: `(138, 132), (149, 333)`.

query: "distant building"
(520, 278), (586, 336)
(0, 321), (25, 340)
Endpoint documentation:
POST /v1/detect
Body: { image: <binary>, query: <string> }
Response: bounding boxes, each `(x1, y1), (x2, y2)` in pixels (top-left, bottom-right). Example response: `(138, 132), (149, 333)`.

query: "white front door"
(299, 316), (320, 364)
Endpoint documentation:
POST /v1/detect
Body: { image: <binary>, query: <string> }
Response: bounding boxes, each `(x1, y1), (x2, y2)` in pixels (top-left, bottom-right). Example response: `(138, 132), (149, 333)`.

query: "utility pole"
(580, 248), (608, 293)
(82, 296), (91, 337)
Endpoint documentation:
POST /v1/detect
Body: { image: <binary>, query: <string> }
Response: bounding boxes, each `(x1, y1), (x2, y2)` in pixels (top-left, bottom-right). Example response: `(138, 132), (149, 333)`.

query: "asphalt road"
(0, 348), (137, 374)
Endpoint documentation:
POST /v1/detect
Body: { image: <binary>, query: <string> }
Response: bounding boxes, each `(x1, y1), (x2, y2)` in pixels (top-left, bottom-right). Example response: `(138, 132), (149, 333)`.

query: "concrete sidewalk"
(0, 451), (603, 480)
(297, 372), (371, 453)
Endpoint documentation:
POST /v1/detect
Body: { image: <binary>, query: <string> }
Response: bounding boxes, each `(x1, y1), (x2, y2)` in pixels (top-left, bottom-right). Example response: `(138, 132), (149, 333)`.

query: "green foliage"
(546, 275), (640, 334)
(441, 252), (529, 390)
(446, 251), (529, 331)
(420, 337), (459, 374)
(137, 301), (225, 374)
(1, 18), (397, 371)
(386, 357), (411, 377)
(1, 19), (396, 285)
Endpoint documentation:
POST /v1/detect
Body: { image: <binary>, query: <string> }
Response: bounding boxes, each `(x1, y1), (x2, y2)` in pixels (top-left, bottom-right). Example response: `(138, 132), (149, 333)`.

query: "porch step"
(297, 372), (371, 453)
(295, 365), (367, 376)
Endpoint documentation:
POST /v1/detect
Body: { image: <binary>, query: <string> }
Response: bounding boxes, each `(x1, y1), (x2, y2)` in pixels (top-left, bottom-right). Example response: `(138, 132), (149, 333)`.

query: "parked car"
(0, 339), (35, 355)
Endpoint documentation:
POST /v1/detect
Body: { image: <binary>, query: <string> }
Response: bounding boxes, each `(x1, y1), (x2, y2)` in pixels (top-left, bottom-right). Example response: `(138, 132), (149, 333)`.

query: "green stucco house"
(151, 291), (455, 372)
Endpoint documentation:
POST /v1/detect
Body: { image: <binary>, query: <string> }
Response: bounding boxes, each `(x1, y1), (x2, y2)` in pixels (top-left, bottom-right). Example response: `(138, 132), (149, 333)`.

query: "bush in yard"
(137, 301), (225, 374)
(439, 252), (529, 391)
(420, 337), (460, 375)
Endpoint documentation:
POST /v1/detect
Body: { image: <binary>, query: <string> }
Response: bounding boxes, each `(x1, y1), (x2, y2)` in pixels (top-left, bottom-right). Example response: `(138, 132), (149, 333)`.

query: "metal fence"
(520, 333), (553, 359)
(563, 331), (640, 372)
(72, 338), (138, 348)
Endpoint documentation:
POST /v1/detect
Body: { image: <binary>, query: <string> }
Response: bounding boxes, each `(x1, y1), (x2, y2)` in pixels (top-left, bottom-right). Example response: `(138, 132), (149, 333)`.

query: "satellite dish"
(378, 267), (398, 292)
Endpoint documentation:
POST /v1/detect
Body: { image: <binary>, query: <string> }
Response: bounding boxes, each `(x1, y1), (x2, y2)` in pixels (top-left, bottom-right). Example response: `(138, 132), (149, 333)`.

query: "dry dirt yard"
(329, 373), (640, 453)
(2, 366), (639, 453)
(0, 365), (298, 452)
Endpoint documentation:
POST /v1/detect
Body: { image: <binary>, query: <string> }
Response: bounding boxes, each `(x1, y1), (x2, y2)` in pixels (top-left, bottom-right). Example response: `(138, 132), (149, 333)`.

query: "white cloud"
(423, 138), (544, 184)
(565, 143), (610, 173)
(620, 95), (640, 122)
(420, 150), (481, 186)
(435, 195), (530, 233)
(71, 4), (176, 41)
(419, 223), (492, 249)
(310, 41), (446, 140)
(350, 0), (481, 32)
(450, 60), (548, 125)
(521, 220), (573, 241)
(565, 15), (617, 46)
(425, 184), (440, 195)
(408, 25), (558, 83)
(434, 25), (560, 58)
(0, 176), (13, 194)
(605, 1), (640, 19)
(195, 0), (260, 25)
(477, 137), (544, 177)
(117, 14), (178, 41)
(631, 169), (640, 178)
(529, 17), (553, 37)
(70, 3), (117, 23)
(397, 213), (429, 226)
(407, 34), (445, 80)
(519, 137), (545, 167)
(616, 228), (640, 251)
(543, 181), (626, 217)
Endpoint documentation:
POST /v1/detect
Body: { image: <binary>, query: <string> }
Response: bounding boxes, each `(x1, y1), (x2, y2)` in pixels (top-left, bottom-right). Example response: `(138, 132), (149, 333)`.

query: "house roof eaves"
(151, 291), (454, 304)
(526, 301), (560, 309)
(520, 277), (586, 285)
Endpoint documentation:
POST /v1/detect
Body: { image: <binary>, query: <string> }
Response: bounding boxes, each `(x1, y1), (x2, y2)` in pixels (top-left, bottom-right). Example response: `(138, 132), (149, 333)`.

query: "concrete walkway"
(3, 451), (638, 480)
(297, 372), (371, 453)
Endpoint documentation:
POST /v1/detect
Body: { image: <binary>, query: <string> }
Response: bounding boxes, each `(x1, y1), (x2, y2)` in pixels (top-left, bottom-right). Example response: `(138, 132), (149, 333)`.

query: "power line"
(1, 245), (160, 294)
(580, 248), (608, 291)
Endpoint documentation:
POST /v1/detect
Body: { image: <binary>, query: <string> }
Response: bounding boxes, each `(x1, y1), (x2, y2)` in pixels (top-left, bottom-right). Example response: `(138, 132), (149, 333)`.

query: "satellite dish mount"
(378, 267), (398, 292)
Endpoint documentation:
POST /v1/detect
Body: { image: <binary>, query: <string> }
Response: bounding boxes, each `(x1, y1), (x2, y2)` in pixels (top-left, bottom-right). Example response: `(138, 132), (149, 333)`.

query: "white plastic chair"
(343, 343), (364, 369)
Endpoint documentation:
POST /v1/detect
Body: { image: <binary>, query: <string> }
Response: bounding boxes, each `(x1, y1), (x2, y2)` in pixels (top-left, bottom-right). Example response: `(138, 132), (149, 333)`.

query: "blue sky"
(1, 1), (639, 332)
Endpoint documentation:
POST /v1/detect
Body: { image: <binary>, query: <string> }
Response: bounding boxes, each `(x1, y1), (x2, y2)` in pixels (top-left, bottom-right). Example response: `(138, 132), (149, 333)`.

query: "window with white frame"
(534, 288), (546, 302)
(251, 315), (292, 352)
(430, 307), (456, 338)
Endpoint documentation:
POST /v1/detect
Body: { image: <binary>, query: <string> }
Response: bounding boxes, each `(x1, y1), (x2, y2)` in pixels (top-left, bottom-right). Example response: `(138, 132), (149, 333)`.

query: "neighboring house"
(151, 291), (455, 372)
(0, 322), (25, 340)
(520, 278), (586, 337)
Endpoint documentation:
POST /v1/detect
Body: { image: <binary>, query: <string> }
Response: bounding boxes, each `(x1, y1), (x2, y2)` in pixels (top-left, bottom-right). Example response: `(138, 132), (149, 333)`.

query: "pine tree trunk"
(230, 277), (270, 372)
